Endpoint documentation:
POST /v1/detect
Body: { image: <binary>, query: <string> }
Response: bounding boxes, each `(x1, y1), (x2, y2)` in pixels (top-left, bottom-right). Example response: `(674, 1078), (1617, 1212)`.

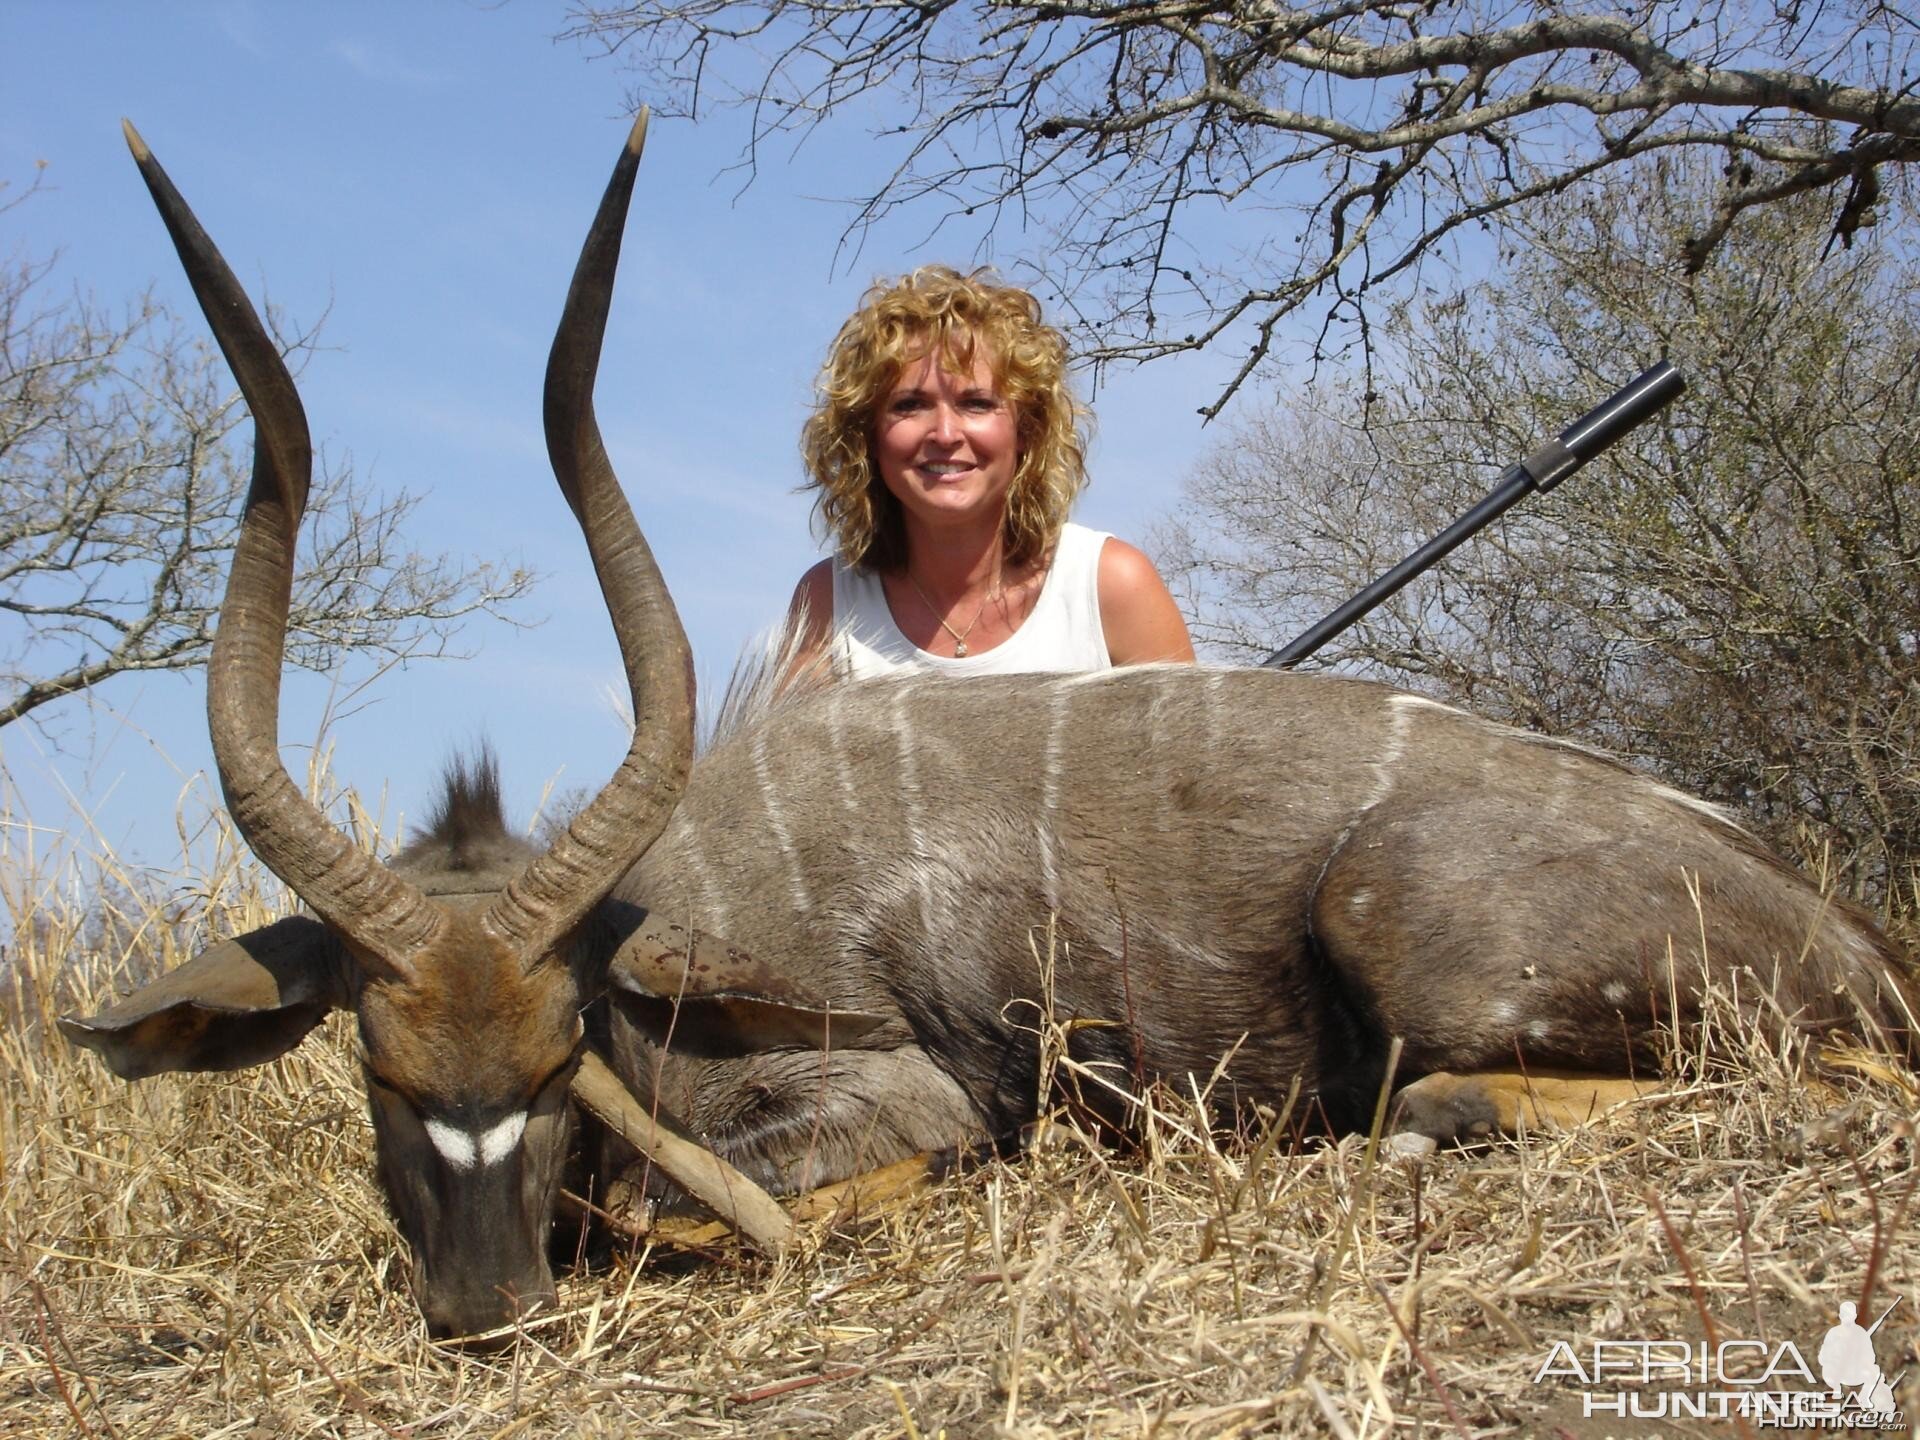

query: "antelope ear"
(59, 916), (349, 1078)
(605, 909), (887, 1055)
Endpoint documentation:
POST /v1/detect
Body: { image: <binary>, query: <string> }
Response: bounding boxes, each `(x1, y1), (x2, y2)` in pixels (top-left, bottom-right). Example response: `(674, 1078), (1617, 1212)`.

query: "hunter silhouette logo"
(1533, 1293), (1907, 1427)
(1818, 1300), (1901, 1417)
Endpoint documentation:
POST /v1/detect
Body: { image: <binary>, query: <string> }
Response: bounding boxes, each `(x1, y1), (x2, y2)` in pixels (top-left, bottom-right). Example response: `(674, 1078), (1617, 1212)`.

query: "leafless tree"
(1160, 154), (1920, 904)
(0, 216), (535, 735)
(567, 0), (1917, 411)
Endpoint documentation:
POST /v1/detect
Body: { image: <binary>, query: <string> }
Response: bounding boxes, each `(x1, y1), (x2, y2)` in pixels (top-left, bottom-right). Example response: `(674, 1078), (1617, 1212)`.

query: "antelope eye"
(363, 1067), (412, 1107)
(535, 1043), (587, 1100)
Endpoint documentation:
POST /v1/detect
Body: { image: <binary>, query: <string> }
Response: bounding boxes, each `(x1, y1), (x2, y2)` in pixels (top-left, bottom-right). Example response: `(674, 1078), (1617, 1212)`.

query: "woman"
(785, 266), (1195, 678)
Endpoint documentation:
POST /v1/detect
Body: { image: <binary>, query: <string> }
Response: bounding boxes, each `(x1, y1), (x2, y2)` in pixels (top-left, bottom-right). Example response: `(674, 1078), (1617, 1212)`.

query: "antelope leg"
(783, 1150), (950, 1224)
(1390, 1069), (1660, 1144)
(611, 1149), (960, 1251)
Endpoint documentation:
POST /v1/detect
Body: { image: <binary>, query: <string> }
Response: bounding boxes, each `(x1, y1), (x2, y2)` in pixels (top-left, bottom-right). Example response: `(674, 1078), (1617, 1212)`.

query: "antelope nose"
(422, 1280), (557, 1349)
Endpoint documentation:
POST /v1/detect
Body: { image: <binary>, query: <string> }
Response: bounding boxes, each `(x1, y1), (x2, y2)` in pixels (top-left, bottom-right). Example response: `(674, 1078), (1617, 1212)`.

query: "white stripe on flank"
(1644, 779), (1739, 827)
(1203, 667), (1228, 776)
(1387, 692), (1461, 716)
(1037, 681), (1068, 911)
(1204, 665), (1228, 709)
(425, 1112), (528, 1171)
(894, 687), (934, 937)
(1487, 708), (1743, 832)
(826, 686), (857, 816)
(1379, 708), (1411, 770)
(752, 728), (812, 913)
(1146, 667), (1172, 853)
(1361, 695), (1424, 812)
(675, 829), (730, 934)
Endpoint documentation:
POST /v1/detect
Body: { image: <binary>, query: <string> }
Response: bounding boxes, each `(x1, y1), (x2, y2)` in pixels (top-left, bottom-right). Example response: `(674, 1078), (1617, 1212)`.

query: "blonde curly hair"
(800, 267), (1089, 571)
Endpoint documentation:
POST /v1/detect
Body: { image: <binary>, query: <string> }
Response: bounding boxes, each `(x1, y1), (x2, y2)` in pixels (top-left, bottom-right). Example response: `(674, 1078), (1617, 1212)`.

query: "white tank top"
(831, 523), (1113, 678)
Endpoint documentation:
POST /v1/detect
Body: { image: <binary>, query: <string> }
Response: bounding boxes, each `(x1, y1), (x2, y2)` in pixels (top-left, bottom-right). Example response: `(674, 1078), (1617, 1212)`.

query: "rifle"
(1262, 361), (1687, 669)
(1866, 1297), (1902, 1337)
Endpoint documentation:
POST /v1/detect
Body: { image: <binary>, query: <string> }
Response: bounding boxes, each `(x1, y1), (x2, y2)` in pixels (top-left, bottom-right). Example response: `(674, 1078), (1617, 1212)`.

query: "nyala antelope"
(63, 114), (1918, 1345)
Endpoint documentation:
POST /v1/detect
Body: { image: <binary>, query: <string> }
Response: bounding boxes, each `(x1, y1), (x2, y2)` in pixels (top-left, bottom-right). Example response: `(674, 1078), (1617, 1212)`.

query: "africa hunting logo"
(1533, 1296), (1906, 1428)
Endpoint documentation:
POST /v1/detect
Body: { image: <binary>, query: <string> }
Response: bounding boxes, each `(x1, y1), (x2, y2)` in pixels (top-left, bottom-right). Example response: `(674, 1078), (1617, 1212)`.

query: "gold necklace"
(906, 564), (1002, 658)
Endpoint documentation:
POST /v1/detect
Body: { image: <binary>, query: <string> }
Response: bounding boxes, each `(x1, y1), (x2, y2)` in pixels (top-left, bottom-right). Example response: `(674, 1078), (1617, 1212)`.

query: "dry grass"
(5, 803), (1919, 1438)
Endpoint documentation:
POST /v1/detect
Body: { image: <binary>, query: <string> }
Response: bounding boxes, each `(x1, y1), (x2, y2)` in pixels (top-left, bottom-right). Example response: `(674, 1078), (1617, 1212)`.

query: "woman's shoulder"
(788, 559), (835, 625)
(1094, 536), (1197, 664)
(1092, 534), (1156, 587)
(781, 559), (838, 675)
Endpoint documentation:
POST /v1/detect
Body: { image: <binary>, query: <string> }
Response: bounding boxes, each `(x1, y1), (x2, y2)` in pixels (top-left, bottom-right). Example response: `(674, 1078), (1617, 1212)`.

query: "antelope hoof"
(1388, 1073), (1502, 1146)
(604, 1169), (660, 1234)
(1384, 1131), (1439, 1160)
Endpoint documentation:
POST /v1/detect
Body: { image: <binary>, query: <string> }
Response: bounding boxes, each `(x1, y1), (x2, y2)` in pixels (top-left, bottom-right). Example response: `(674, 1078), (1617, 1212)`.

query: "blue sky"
(2, 1), (1245, 872)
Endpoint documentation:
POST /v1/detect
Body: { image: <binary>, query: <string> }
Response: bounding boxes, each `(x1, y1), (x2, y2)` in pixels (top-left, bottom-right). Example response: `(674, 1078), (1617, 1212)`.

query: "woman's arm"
(779, 559), (837, 688)
(1097, 538), (1197, 665)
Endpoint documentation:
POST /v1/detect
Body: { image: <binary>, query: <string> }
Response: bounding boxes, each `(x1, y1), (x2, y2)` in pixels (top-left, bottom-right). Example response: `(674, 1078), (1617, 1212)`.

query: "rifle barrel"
(1865, 1297), (1902, 1337)
(1261, 361), (1686, 670)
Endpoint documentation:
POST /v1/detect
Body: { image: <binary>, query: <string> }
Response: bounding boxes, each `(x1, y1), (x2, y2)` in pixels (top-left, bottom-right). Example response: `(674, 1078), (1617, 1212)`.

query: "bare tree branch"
(0, 214), (537, 735)
(1159, 154), (1920, 902)
(567, 0), (1920, 409)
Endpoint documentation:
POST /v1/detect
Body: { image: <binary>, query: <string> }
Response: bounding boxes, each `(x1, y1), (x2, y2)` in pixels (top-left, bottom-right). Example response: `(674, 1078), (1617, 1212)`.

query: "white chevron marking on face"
(423, 1112), (528, 1171)
(477, 1111), (527, 1166)
(424, 1119), (476, 1170)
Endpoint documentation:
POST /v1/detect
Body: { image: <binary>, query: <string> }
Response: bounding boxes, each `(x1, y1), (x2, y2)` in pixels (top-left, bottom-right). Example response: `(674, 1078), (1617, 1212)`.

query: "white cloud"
(328, 38), (448, 88)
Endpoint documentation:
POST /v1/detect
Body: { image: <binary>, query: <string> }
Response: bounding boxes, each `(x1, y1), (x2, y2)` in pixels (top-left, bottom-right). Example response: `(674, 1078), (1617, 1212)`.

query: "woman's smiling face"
(872, 345), (1019, 537)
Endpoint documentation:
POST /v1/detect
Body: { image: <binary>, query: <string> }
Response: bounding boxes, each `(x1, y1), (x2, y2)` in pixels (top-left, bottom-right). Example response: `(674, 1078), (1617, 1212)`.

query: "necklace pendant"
(954, 641), (968, 658)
